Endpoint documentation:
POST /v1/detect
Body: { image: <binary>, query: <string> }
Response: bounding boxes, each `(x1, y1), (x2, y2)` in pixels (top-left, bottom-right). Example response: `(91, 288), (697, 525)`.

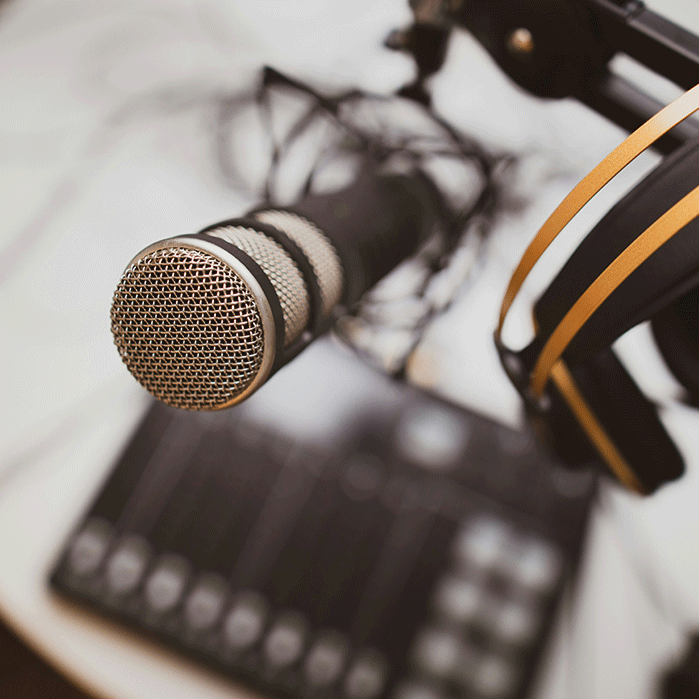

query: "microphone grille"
(111, 245), (267, 410)
(207, 224), (310, 344)
(253, 210), (344, 317)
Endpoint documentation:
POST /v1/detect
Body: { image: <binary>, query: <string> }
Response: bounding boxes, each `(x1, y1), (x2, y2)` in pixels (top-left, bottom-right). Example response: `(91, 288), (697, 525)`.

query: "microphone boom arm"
(389, 0), (699, 153)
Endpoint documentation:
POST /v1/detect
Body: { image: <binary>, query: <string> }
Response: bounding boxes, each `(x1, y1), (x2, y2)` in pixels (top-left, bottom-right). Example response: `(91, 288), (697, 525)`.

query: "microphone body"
(111, 171), (440, 410)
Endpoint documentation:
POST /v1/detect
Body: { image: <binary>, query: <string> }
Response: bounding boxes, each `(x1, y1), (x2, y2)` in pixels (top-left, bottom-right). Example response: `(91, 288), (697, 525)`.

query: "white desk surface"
(2, 1), (699, 698)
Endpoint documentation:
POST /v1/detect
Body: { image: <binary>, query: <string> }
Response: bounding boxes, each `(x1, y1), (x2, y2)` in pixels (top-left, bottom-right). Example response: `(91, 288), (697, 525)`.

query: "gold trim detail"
(550, 361), (647, 495)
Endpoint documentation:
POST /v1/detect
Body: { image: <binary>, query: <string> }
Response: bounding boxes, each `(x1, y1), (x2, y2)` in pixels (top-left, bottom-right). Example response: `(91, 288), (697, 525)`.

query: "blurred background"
(2, 0), (699, 698)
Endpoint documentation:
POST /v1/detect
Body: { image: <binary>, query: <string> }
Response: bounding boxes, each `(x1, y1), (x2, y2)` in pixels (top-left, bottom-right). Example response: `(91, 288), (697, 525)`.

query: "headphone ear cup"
(652, 286), (699, 400)
(532, 348), (684, 493)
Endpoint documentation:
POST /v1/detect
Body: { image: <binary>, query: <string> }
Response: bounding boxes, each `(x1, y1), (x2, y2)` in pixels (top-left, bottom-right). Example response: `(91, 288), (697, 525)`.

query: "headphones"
(496, 84), (699, 494)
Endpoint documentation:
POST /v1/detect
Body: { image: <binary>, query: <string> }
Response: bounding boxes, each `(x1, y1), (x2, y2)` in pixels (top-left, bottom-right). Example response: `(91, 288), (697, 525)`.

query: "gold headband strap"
(496, 83), (699, 345)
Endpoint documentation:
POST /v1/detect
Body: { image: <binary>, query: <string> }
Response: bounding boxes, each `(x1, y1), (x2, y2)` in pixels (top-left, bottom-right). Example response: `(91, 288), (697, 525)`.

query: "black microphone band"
(200, 217), (326, 339)
(245, 217), (326, 337)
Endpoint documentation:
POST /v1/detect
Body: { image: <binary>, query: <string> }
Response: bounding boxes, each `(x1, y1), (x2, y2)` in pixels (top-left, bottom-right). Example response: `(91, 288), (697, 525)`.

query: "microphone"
(110, 170), (441, 410)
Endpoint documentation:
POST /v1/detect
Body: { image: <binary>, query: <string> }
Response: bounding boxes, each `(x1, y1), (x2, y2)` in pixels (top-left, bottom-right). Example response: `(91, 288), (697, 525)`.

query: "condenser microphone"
(110, 170), (441, 410)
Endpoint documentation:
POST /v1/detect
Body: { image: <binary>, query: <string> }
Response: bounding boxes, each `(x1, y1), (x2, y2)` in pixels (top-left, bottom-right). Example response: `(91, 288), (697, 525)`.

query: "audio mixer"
(51, 344), (595, 699)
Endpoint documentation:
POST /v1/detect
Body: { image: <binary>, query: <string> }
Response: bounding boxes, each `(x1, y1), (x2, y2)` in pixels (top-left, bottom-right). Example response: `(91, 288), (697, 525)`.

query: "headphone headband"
(496, 84), (699, 493)
(496, 83), (699, 388)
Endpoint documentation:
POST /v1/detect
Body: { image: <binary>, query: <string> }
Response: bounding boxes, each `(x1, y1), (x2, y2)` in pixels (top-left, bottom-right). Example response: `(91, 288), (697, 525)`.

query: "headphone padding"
(541, 348), (684, 492)
(652, 286), (699, 399)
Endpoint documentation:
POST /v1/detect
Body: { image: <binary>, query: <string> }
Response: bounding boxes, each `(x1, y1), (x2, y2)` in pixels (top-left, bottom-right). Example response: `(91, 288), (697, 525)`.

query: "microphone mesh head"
(111, 245), (266, 410)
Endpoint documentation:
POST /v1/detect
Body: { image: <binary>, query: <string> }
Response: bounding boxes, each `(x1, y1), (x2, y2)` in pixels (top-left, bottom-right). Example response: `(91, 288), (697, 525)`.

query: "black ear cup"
(652, 286), (699, 400)
(533, 348), (684, 493)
